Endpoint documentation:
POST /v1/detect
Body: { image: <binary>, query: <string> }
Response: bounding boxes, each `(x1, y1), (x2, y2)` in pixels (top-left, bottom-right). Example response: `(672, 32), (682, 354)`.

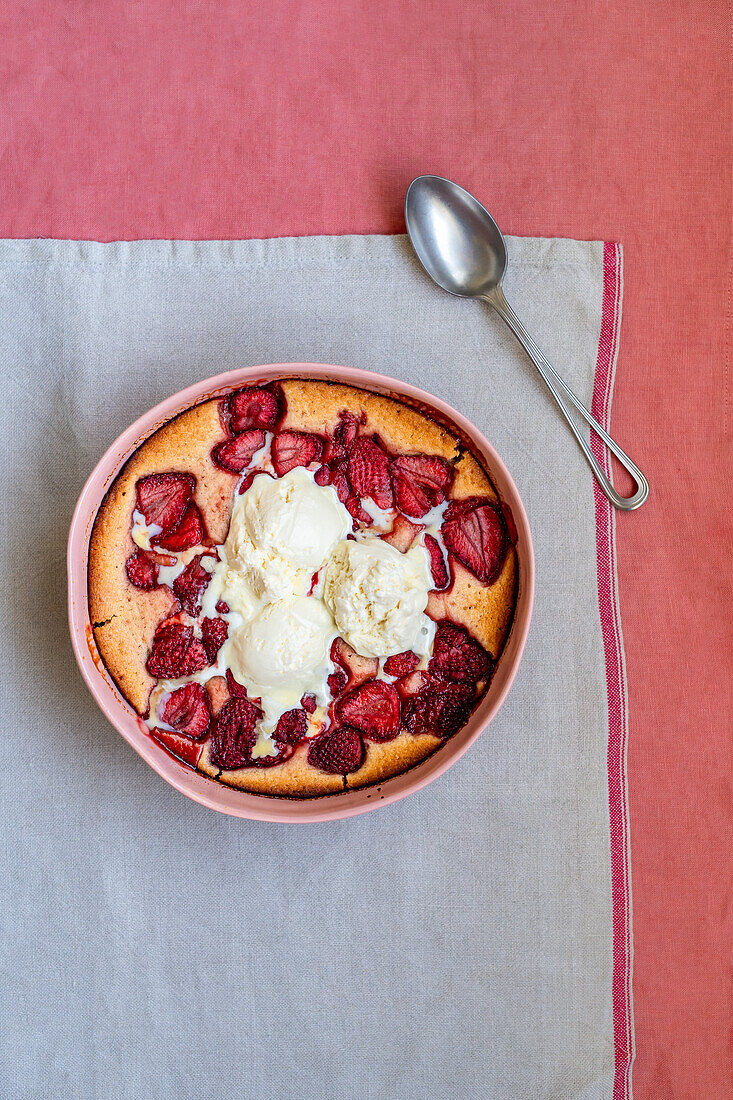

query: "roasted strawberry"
(212, 429), (266, 473)
(337, 680), (401, 742)
(426, 590), (447, 622)
(395, 670), (432, 698)
(331, 470), (350, 503)
(382, 513), (423, 552)
(330, 637), (379, 687)
(390, 454), (453, 518)
(347, 438), (393, 509)
(153, 503), (205, 552)
(160, 682), (212, 740)
(145, 549), (176, 567)
(307, 727), (364, 774)
(272, 430), (323, 476)
(314, 464), (332, 486)
(330, 637), (351, 667)
(125, 552), (158, 590)
(201, 616), (228, 663)
(321, 441), (346, 466)
(209, 697), (261, 769)
(146, 622), (208, 679)
(403, 680), (476, 739)
(327, 668), (348, 697)
(225, 668), (250, 699)
(345, 495), (372, 526)
(229, 385), (281, 432)
(172, 554), (211, 616)
(424, 534), (449, 589)
(151, 728), (204, 768)
(300, 693), (318, 714)
(215, 600), (230, 614)
(333, 409), (362, 449)
(428, 620), (493, 683)
(239, 469), (270, 495)
(136, 472), (194, 532)
(441, 496), (508, 584)
(383, 650), (420, 677)
(275, 708), (308, 745)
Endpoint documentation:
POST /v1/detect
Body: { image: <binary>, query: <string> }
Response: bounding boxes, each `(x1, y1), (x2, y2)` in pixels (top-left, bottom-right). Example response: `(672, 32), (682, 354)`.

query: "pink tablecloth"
(2, 3), (730, 1096)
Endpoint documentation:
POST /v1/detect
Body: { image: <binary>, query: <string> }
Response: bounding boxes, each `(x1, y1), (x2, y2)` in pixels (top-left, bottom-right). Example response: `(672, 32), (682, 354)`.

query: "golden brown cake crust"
(197, 740), (346, 797)
(88, 377), (518, 797)
(279, 379), (460, 459)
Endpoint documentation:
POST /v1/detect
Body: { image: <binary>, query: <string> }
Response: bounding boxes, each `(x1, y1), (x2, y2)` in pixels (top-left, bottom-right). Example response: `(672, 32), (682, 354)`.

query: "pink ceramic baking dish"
(68, 364), (534, 822)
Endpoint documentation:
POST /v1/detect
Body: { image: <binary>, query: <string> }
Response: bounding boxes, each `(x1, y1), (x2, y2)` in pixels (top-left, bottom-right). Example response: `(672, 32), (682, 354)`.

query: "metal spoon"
(405, 174), (649, 510)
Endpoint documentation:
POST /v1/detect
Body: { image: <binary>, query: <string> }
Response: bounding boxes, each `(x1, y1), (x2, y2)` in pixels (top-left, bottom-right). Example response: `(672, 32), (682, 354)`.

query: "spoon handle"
(485, 288), (649, 511)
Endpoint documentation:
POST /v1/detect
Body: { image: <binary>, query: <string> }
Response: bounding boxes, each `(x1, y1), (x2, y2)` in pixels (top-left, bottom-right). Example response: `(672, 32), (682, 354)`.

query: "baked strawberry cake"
(89, 379), (518, 797)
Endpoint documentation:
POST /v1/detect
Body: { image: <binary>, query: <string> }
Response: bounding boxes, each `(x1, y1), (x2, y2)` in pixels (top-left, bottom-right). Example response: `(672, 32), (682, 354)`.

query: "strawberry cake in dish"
(89, 379), (518, 798)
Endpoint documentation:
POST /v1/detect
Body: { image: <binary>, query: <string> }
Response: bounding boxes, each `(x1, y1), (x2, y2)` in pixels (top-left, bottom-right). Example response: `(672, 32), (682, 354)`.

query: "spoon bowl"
(405, 175), (507, 298)
(404, 174), (649, 511)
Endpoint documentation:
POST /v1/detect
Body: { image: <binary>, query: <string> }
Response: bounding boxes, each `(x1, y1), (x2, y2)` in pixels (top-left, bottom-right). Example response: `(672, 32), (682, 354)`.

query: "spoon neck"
(482, 285), (513, 322)
(481, 285), (507, 309)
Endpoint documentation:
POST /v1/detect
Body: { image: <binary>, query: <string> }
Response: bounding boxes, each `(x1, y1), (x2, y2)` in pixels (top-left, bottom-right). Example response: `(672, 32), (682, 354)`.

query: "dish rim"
(67, 363), (535, 822)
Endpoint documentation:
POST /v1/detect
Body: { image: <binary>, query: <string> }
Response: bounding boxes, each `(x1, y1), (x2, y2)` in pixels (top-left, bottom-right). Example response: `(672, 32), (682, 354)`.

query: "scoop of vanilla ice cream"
(230, 595), (335, 688)
(323, 537), (434, 658)
(224, 468), (351, 603)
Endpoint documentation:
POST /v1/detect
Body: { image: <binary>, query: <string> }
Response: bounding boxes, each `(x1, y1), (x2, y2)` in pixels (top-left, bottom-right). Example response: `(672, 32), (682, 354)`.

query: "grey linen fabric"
(1, 235), (616, 1100)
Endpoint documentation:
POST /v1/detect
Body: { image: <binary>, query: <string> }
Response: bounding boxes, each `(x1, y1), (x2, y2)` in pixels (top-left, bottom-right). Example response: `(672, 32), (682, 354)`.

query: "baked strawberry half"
(321, 439), (347, 465)
(145, 549), (176, 566)
(212, 429), (266, 473)
(239, 469), (271, 495)
(272, 431), (323, 476)
(125, 552), (158, 590)
(201, 616), (228, 663)
(337, 680), (401, 742)
(383, 650), (420, 677)
(151, 728), (204, 768)
(300, 693), (318, 714)
(347, 438), (394, 509)
(403, 680), (476, 739)
(307, 727), (364, 774)
(229, 385), (281, 432)
(225, 668), (251, 700)
(345, 495), (372, 526)
(146, 622), (208, 679)
(209, 697), (261, 769)
(275, 708), (308, 745)
(424, 534), (449, 589)
(395, 669), (431, 698)
(136, 472), (195, 532)
(327, 667), (348, 697)
(172, 554), (211, 616)
(330, 637), (379, 687)
(331, 470), (350, 503)
(390, 454), (453, 518)
(315, 461), (350, 499)
(153, 503), (205, 552)
(428, 620), (493, 682)
(160, 682), (212, 740)
(332, 409), (362, 449)
(441, 496), (508, 584)
(382, 513), (423, 552)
